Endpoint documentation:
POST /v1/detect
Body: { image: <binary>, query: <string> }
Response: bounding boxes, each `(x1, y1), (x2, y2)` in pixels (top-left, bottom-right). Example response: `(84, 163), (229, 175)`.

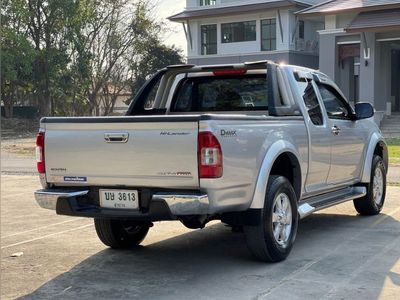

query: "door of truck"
(295, 77), (331, 193)
(315, 82), (366, 185)
(43, 116), (200, 189)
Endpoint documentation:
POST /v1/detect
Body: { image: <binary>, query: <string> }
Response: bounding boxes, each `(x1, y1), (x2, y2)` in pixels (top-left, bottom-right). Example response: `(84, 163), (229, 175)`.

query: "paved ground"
(1, 174), (400, 300)
(1, 154), (36, 174)
(1, 138), (36, 175)
(388, 165), (400, 185)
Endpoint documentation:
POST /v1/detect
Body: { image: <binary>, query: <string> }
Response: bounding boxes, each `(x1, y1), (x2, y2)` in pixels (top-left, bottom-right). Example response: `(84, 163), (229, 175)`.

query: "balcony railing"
(295, 38), (319, 54)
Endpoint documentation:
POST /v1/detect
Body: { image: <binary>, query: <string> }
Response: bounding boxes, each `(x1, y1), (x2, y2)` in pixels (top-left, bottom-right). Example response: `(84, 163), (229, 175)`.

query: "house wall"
(187, 0), (324, 8)
(188, 51), (319, 68)
(187, 0), (292, 8)
(336, 13), (357, 28)
(336, 35), (360, 103)
(318, 33), (336, 79)
(375, 42), (392, 112)
(180, 0), (324, 68)
(358, 32), (376, 105)
(187, 10), (281, 58)
(319, 31), (378, 102)
(186, 8), (322, 67)
(221, 0), (242, 4)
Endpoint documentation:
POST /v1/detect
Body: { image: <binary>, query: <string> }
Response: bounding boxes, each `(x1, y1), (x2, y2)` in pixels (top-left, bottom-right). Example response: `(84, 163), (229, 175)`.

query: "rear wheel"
(354, 155), (386, 215)
(94, 219), (150, 249)
(244, 175), (298, 262)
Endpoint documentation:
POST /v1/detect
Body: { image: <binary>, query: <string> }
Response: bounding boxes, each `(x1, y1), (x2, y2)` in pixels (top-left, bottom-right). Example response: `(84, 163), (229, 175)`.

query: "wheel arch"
(361, 133), (388, 183)
(250, 141), (303, 209)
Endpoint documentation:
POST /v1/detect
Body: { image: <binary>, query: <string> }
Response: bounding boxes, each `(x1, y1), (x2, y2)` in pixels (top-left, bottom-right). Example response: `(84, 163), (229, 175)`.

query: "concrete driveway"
(1, 174), (399, 299)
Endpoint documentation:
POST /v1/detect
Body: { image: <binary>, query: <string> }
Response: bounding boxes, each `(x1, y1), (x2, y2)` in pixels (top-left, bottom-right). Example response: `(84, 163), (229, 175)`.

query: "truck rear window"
(171, 75), (268, 112)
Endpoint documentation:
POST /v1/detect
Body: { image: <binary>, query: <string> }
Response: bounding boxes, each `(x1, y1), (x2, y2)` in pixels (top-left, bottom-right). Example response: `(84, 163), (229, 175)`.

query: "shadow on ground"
(21, 213), (400, 299)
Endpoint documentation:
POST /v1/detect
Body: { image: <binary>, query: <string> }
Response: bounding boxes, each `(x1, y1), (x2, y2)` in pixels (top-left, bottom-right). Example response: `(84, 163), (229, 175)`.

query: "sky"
(151, 0), (187, 55)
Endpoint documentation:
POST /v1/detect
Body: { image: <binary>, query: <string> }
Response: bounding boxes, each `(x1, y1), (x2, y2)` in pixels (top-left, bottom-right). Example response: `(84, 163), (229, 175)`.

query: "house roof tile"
(168, 0), (309, 22)
(345, 8), (400, 32)
(299, 0), (400, 15)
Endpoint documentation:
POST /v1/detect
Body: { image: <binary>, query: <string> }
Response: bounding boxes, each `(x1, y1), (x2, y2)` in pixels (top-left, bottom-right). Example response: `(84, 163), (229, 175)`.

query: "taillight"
(198, 132), (223, 178)
(36, 131), (45, 173)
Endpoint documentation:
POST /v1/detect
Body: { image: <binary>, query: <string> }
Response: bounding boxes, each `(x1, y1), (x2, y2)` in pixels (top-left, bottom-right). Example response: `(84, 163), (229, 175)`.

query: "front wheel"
(244, 175), (298, 262)
(354, 155), (386, 215)
(94, 219), (150, 249)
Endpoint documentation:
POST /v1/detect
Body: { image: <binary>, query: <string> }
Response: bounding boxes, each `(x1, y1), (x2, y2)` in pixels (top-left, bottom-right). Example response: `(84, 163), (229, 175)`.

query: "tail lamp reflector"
(198, 132), (223, 178)
(36, 132), (45, 173)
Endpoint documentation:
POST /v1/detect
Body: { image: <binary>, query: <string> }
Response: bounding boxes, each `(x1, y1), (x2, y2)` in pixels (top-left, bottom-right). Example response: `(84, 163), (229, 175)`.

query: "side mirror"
(355, 102), (374, 120)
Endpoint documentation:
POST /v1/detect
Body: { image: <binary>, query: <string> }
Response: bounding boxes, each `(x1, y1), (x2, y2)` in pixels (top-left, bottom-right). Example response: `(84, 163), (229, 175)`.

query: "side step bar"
(298, 186), (366, 219)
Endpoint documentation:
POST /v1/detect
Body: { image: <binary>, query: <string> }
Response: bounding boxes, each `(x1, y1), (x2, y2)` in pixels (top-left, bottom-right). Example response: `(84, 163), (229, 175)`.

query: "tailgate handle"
(104, 132), (129, 143)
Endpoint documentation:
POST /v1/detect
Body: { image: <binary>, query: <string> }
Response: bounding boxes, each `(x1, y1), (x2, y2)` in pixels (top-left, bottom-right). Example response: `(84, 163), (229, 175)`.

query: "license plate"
(99, 189), (139, 209)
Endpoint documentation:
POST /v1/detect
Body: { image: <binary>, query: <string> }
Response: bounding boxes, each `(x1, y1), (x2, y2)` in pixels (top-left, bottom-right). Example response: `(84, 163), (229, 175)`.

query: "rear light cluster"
(36, 131), (45, 173)
(198, 132), (223, 178)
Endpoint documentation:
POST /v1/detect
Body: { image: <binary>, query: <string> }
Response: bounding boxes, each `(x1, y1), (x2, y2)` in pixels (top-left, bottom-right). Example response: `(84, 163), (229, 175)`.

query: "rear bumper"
(35, 190), (89, 210)
(34, 189), (209, 220)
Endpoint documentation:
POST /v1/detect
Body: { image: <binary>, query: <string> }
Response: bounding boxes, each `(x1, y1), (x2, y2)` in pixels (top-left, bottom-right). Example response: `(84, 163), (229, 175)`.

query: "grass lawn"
(387, 138), (400, 165)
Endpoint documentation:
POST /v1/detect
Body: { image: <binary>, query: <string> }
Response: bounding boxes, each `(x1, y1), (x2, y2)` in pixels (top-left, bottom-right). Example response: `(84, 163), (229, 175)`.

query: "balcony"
(294, 38), (319, 55)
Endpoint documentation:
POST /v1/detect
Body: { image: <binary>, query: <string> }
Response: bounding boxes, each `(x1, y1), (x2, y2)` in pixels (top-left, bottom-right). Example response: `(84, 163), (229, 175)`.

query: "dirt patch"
(1, 118), (38, 157)
(1, 118), (39, 140)
(2, 139), (36, 157)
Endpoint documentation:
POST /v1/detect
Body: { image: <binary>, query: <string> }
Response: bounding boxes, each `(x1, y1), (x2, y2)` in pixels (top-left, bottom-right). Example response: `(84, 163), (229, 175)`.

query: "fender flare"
(250, 140), (303, 209)
(360, 133), (388, 183)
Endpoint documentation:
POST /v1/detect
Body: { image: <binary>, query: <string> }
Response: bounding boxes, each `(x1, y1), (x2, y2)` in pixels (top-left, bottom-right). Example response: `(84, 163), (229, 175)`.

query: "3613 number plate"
(99, 189), (139, 209)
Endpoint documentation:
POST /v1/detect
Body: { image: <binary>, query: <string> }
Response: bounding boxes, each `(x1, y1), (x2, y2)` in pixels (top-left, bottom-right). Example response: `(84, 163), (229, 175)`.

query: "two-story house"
(168, 0), (324, 68)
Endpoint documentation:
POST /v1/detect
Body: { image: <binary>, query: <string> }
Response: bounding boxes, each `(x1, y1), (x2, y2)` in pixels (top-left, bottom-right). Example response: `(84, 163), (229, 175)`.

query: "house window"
(221, 21), (256, 43)
(298, 20), (305, 39)
(261, 19), (276, 51)
(201, 24), (217, 55)
(200, 0), (216, 6)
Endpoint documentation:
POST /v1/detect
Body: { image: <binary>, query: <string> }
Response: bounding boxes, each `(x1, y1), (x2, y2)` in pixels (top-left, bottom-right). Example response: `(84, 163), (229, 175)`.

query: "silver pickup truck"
(34, 61), (388, 262)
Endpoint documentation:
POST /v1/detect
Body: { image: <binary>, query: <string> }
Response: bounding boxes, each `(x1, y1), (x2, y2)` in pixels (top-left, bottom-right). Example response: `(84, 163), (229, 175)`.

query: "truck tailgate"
(43, 117), (200, 189)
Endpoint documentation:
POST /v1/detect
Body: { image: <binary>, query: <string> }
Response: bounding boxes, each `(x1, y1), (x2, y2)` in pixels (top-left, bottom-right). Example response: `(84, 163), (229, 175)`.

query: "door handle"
(104, 132), (129, 143)
(331, 125), (341, 135)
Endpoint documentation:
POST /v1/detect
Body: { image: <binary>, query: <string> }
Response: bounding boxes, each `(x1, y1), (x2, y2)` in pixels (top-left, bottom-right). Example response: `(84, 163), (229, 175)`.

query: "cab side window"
(317, 83), (351, 120)
(296, 80), (323, 126)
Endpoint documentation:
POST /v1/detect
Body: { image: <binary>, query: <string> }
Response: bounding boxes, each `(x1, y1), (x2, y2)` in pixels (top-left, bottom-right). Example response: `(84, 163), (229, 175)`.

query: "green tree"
(1, 0), (35, 118)
(83, 0), (168, 115)
(128, 37), (184, 98)
(1, 0), (185, 117)
(50, 0), (94, 116)
(26, 0), (84, 116)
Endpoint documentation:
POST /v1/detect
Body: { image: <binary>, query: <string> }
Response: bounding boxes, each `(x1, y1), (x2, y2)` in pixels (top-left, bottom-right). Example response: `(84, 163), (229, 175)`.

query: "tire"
(94, 219), (150, 249)
(244, 175), (298, 262)
(354, 155), (386, 215)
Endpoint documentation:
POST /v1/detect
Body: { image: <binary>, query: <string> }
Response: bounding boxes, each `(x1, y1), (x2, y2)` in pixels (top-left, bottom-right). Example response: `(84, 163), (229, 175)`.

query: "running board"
(298, 186), (367, 219)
